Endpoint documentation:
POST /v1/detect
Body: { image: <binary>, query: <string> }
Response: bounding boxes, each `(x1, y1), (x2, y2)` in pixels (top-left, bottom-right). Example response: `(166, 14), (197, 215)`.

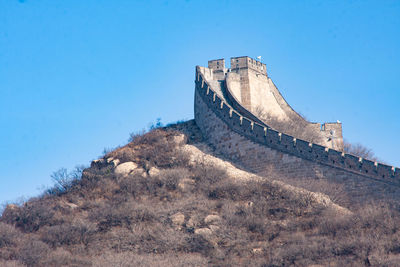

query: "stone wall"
(194, 67), (400, 204)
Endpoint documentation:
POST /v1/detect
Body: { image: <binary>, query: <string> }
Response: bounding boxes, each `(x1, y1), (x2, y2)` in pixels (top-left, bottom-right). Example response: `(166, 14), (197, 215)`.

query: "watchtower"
(230, 56), (267, 75)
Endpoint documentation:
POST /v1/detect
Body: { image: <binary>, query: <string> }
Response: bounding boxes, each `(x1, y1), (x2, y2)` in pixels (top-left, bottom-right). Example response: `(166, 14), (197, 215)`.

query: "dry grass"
(1, 123), (400, 266)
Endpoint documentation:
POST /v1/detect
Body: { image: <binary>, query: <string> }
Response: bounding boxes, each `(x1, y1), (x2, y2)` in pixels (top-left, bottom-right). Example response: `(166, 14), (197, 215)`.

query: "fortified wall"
(194, 56), (400, 204)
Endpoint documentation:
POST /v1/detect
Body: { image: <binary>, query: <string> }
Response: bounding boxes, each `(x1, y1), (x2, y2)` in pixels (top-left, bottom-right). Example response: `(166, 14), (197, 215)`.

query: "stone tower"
(203, 56), (343, 150)
(193, 56), (399, 204)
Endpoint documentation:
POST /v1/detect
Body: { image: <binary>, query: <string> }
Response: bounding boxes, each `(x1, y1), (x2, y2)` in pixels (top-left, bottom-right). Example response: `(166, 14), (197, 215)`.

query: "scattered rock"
(245, 201), (254, 208)
(194, 228), (212, 237)
(172, 134), (186, 145)
(130, 167), (146, 177)
(170, 212), (185, 226)
(186, 217), (198, 228)
(62, 201), (78, 209)
(204, 214), (221, 225)
(209, 225), (220, 232)
(110, 159), (120, 167)
(114, 162), (138, 175)
(148, 167), (160, 177)
(6, 204), (18, 210)
(252, 247), (263, 255)
(91, 159), (105, 168)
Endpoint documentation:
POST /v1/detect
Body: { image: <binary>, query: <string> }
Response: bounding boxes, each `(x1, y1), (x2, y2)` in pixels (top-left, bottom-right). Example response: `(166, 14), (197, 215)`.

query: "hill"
(1, 121), (400, 266)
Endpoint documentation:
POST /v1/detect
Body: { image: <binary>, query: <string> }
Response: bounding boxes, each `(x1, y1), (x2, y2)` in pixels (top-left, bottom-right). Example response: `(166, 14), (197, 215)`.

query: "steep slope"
(1, 120), (400, 266)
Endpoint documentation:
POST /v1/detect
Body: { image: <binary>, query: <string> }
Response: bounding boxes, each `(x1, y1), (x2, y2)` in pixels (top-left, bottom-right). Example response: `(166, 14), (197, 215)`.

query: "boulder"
(172, 134), (186, 145)
(252, 248), (263, 255)
(114, 162), (138, 175)
(204, 214), (221, 225)
(170, 212), (185, 226)
(91, 159), (105, 168)
(111, 159), (120, 167)
(186, 217), (198, 228)
(148, 167), (160, 177)
(194, 228), (212, 237)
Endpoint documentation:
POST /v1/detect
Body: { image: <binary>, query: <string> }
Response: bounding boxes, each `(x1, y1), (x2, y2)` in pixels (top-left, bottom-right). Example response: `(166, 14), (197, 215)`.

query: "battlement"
(230, 56), (267, 75)
(208, 59), (226, 72)
(194, 65), (400, 202)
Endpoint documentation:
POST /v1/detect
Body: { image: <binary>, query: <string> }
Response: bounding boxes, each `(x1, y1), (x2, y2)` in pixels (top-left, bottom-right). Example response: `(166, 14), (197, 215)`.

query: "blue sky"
(1, 0), (399, 204)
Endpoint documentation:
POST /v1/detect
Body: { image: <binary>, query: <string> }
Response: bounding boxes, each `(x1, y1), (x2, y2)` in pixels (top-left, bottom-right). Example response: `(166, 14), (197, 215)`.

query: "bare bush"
(343, 140), (377, 161)
(113, 129), (189, 169)
(1, 200), (56, 232)
(0, 260), (26, 267)
(89, 202), (156, 231)
(40, 248), (91, 267)
(0, 223), (21, 248)
(2, 126), (400, 266)
(92, 252), (208, 267)
(41, 219), (96, 247)
(18, 240), (50, 267)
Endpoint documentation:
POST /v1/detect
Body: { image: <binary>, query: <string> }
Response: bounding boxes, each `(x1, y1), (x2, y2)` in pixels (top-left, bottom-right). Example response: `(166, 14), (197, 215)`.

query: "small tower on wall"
(208, 59), (226, 80)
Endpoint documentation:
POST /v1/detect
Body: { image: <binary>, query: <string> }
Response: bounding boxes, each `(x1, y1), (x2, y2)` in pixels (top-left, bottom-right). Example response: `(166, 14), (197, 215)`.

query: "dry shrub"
(191, 163), (227, 191)
(0, 260), (26, 267)
(89, 202), (156, 231)
(92, 251), (208, 267)
(40, 219), (96, 247)
(113, 129), (189, 169)
(40, 248), (91, 267)
(183, 235), (214, 255)
(2, 126), (400, 266)
(1, 199), (57, 232)
(0, 223), (21, 248)
(343, 140), (377, 161)
(18, 240), (50, 267)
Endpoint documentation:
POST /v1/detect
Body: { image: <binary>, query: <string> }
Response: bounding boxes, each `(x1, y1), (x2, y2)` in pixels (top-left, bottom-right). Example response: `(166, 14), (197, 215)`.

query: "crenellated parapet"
(194, 66), (400, 184)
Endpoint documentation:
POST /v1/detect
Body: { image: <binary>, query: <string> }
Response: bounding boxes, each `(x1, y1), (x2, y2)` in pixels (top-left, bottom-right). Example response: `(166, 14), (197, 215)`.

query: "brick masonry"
(194, 65), (400, 204)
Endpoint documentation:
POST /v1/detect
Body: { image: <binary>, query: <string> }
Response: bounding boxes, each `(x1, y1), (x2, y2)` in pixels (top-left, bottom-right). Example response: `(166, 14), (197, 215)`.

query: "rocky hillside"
(1, 120), (400, 266)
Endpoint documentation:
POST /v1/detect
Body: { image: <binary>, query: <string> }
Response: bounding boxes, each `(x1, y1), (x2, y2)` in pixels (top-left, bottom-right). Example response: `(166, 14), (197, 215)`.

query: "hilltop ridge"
(1, 121), (400, 266)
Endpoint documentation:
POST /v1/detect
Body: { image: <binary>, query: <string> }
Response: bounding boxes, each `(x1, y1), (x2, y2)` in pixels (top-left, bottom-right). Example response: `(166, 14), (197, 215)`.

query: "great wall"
(194, 56), (400, 204)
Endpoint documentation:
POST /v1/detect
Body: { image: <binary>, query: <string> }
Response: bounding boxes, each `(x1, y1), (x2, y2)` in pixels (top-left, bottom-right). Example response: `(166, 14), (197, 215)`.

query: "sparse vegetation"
(344, 140), (378, 161)
(1, 122), (399, 266)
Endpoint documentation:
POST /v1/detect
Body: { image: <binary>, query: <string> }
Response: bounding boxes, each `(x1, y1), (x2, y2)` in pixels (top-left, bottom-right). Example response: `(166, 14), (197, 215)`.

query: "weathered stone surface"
(204, 214), (221, 225)
(170, 212), (185, 226)
(186, 217), (198, 228)
(114, 162), (137, 175)
(194, 228), (212, 237)
(194, 59), (400, 205)
(148, 167), (160, 177)
(252, 248), (263, 255)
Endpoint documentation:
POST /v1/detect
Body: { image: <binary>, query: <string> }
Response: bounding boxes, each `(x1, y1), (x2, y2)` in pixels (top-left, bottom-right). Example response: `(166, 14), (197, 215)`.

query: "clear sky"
(1, 0), (399, 205)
